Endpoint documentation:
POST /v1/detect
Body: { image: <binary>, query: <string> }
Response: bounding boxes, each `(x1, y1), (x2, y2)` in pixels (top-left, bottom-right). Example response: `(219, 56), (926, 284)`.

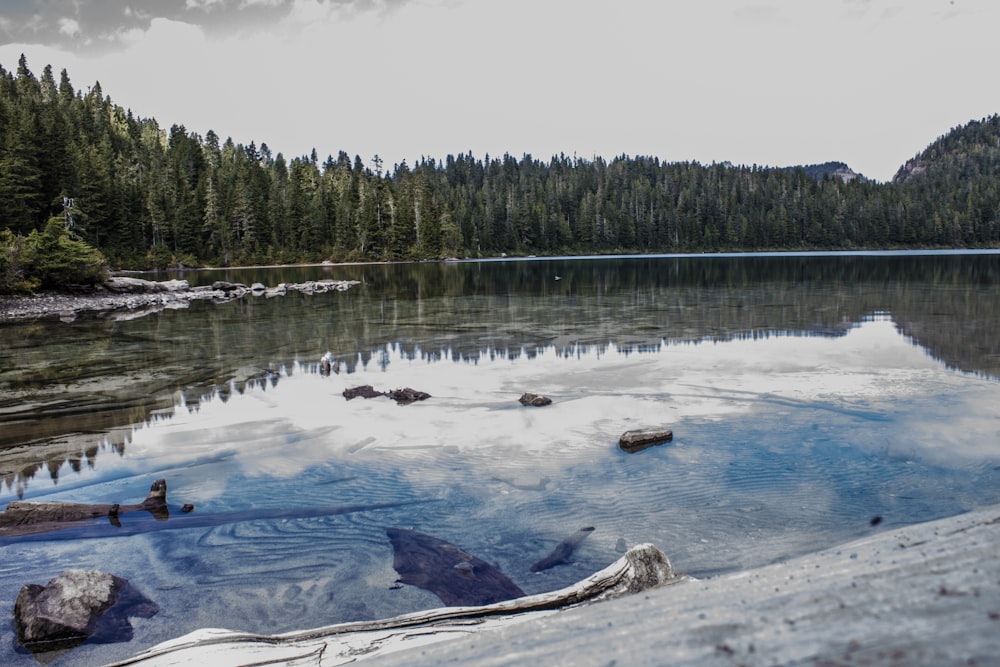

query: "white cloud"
(57, 17), (80, 38)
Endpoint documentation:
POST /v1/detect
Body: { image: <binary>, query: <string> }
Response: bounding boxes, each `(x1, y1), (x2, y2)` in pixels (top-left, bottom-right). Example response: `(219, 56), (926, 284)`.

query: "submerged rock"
(530, 526), (595, 572)
(14, 569), (158, 657)
(619, 428), (673, 453)
(387, 527), (526, 606)
(112, 543), (683, 665)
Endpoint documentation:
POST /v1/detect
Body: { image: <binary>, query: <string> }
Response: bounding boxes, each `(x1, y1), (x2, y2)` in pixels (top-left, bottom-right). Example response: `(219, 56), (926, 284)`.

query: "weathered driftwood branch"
(108, 544), (685, 667)
(0, 479), (171, 538)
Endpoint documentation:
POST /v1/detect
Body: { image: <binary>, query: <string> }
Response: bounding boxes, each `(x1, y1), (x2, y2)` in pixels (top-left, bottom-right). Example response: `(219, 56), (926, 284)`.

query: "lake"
(1, 252), (999, 666)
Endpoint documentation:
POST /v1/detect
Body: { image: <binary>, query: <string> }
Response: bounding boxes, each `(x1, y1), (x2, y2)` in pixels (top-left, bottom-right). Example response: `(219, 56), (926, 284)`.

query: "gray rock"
(14, 569), (158, 655)
(103, 277), (155, 293)
(386, 387), (432, 405)
(343, 385), (384, 400)
(518, 393), (552, 407)
(211, 281), (248, 294)
(103, 277), (190, 294)
(619, 428), (673, 453)
(265, 284), (288, 297)
(158, 279), (191, 292)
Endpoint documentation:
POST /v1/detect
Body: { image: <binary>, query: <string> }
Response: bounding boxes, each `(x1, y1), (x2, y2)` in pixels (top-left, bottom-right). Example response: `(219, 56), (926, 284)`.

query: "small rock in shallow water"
(343, 385), (383, 400)
(619, 428), (673, 453)
(386, 387), (431, 405)
(518, 392), (552, 407)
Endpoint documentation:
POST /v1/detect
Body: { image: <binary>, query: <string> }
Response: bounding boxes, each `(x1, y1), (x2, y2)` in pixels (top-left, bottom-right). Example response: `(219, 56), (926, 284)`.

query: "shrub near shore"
(1, 218), (107, 294)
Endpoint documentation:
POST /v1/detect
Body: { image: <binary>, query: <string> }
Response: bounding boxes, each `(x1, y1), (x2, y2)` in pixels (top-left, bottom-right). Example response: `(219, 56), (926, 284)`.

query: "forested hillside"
(2, 56), (999, 291)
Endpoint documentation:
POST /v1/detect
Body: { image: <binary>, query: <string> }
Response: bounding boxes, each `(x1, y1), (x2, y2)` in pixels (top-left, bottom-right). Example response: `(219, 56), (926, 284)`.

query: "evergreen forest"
(2, 55), (1000, 292)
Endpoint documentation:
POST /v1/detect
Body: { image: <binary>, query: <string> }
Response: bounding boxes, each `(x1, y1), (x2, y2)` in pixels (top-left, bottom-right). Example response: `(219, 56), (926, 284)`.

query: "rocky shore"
(0, 276), (361, 323)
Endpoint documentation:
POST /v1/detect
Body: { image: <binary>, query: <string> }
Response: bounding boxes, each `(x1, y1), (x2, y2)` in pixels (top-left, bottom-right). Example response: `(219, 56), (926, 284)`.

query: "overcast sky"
(1, 0), (997, 181)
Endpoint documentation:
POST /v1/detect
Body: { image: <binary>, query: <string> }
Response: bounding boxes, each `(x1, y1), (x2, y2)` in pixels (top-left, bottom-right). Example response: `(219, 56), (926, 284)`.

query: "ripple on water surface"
(2, 318), (1000, 666)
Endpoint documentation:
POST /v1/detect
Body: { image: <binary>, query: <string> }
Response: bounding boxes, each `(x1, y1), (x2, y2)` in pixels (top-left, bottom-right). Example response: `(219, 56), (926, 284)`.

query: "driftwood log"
(107, 544), (683, 667)
(0, 479), (172, 538)
(338, 506), (1000, 667)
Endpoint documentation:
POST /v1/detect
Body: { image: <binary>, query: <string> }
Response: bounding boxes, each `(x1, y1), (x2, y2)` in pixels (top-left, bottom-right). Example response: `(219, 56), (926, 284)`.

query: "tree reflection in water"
(1, 253), (999, 667)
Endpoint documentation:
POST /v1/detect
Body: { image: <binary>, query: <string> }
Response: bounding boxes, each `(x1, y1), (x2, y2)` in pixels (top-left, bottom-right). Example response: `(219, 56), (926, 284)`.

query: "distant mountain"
(787, 161), (865, 183)
(893, 114), (1000, 185)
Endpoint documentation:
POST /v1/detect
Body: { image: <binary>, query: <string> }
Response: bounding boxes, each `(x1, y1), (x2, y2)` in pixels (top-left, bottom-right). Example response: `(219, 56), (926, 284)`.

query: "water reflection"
(1, 254), (999, 666)
(38, 315), (997, 483)
(1, 318), (998, 664)
(1, 253), (998, 498)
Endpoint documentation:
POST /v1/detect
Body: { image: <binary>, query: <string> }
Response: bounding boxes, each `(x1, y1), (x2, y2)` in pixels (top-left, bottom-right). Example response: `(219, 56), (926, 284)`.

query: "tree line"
(2, 55), (999, 292)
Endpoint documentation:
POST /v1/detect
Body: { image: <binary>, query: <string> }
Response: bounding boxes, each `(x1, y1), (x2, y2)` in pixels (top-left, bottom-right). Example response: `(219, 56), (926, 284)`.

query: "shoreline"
(114, 504), (1000, 666)
(0, 277), (360, 323)
(5, 248), (999, 324)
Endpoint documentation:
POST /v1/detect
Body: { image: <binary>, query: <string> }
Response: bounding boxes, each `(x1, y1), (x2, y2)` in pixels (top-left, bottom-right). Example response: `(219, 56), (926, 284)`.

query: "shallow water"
(1, 252), (999, 666)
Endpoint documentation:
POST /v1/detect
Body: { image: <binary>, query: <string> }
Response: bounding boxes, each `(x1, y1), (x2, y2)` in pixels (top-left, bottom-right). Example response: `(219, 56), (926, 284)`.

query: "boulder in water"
(14, 569), (158, 657)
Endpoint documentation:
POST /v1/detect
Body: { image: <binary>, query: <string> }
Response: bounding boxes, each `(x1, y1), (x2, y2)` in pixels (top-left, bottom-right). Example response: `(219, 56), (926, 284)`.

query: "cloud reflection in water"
(1, 314), (999, 666)
(105, 314), (996, 485)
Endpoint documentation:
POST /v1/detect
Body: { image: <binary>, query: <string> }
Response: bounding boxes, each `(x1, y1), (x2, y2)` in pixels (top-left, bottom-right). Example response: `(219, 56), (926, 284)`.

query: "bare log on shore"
(106, 544), (683, 667)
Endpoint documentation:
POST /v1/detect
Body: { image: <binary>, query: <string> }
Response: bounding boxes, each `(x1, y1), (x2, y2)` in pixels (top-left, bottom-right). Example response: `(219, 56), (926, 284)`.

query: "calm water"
(1, 252), (999, 666)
